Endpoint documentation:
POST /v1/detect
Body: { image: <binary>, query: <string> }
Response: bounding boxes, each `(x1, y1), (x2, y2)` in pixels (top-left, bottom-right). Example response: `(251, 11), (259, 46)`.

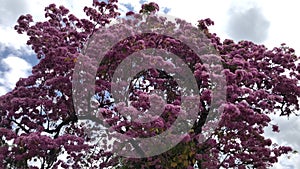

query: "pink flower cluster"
(0, 1), (299, 168)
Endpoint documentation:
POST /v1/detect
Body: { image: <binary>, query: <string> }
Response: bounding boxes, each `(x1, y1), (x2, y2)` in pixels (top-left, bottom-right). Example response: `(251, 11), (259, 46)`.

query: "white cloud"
(0, 0), (29, 50)
(226, 0), (300, 55)
(264, 114), (300, 169)
(0, 0), (29, 26)
(226, 2), (270, 43)
(258, 1), (300, 54)
(0, 86), (7, 95)
(152, 0), (231, 39)
(0, 27), (31, 50)
(0, 55), (31, 95)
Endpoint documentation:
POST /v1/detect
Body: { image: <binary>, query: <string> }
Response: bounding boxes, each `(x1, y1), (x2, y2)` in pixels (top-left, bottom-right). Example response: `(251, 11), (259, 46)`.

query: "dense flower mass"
(0, 1), (299, 169)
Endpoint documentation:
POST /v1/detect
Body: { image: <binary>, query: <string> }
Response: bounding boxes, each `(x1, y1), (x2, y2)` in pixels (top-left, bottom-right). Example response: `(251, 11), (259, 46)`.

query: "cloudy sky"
(1, 0), (300, 168)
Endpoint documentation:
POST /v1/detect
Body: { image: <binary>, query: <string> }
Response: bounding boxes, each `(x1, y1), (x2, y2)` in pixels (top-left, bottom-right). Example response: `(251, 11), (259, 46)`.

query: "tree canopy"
(0, 1), (299, 168)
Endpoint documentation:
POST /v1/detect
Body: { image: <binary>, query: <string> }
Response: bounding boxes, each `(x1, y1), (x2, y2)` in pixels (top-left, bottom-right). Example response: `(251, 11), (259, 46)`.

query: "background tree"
(0, 1), (299, 169)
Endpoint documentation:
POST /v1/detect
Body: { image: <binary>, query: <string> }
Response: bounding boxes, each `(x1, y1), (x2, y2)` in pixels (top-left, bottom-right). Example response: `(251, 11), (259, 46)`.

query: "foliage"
(0, 1), (299, 168)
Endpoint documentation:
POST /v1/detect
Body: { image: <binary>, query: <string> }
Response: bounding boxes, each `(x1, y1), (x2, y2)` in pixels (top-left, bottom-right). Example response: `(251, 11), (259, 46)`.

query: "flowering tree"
(0, 1), (299, 169)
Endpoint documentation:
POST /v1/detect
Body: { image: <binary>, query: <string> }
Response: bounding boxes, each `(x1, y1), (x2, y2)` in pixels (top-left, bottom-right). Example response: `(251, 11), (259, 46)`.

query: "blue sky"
(1, 0), (300, 168)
